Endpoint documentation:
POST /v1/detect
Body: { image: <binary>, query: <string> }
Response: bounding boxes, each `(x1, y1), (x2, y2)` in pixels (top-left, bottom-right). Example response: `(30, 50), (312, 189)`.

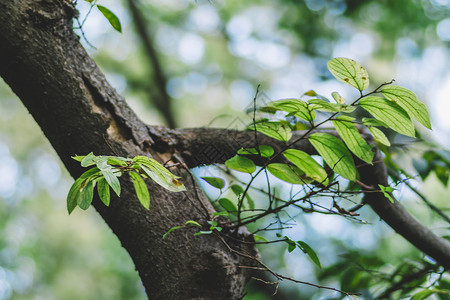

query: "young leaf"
(297, 241), (321, 268)
(331, 92), (346, 104)
(97, 5), (122, 33)
(248, 121), (292, 142)
(129, 172), (150, 209)
(284, 237), (297, 253)
(107, 157), (129, 166)
(219, 198), (238, 215)
(359, 96), (416, 137)
(253, 234), (269, 242)
(67, 177), (84, 214)
(309, 133), (357, 181)
(327, 57), (369, 91)
(381, 85), (432, 129)
(308, 99), (355, 113)
(237, 145), (274, 158)
(361, 117), (388, 127)
(97, 177), (110, 206)
(264, 99), (315, 121)
(378, 184), (395, 203)
(81, 152), (97, 167)
(162, 226), (182, 239)
(283, 149), (329, 185)
(225, 155), (256, 174)
(368, 127), (391, 146)
(71, 155), (86, 162)
(201, 177), (225, 189)
(78, 180), (94, 210)
(185, 220), (201, 227)
(267, 163), (310, 184)
(333, 118), (374, 164)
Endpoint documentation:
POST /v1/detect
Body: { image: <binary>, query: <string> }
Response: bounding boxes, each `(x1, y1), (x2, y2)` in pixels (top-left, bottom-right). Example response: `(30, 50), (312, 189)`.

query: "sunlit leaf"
(81, 152), (97, 167)
(359, 96), (415, 137)
(253, 234), (269, 242)
(97, 177), (110, 206)
(248, 121), (292, 142)
(331, 92), (346, 104)
(411, 289), (439, 300)
(327, 57), (369, 91)
(97, 5), (122, 33)
(264, 99), (315, 121)
(201, 177), (225, 189)
(225, 155), (256, 173)
(185, 220), (201, 227)
(134, 156), (186, 192)
(309, 133), (357, 181)
(283, 149), (329, 184)
(308, 99), (355, 113)
(267, 163), (310, 184)
(381, 85), (431, 129)
(362, 117), (388, 127)
(369, 127), (391, 146)
(333, 117), (374, 164)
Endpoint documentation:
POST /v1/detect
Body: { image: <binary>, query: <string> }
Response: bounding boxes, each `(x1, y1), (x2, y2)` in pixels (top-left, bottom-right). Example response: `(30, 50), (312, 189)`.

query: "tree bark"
(0, 1), (448, 299)
(0, 1), (257, 298)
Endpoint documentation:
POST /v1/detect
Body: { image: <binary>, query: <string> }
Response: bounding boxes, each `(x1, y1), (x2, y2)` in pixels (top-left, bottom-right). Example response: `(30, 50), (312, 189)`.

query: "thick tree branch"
(0, 1), (256, 298)
(169, 127), (450, 269)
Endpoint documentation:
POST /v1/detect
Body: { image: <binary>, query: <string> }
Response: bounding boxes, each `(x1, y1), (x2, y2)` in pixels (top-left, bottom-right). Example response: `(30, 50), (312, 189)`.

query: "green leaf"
(283, 149), (329, 185)
(78, 180), (94, 210)
(297, 241), (321, 268)
(327, 57), (369, 91)
(267, 163), (310, 184)
(237, 145), (274, 158)
(97, 5), (122, 33)
(284, 237), (297, 253)
(96, 177), (110, 206)
(378, 184), (395, 203)
(230, 184), (254, 209)
(264, 99), (315, 121)
(101, 168), (121, 196)
(331, 92), (346, 104)
(67, 177), (84, 214)
(81, 152), (97, 167)
(219, 198), (238, 215)
(194, 231), (213, 235)
(333, 118), (374, 164)
(309, 133), (357, 181)
(162, 226), (182, 239)
(248, 121), (292, 142)
(361, 117), (388, 127)
(411, 289), (439, 300)
(253, 234), (269, 242)
(381, 85), (432, 129)
(71, 155), (85, 162)
(369, 127), (391, 146)
(225, 155), (256, 173)
(185, 220), (201, 227)
(308, 99), (356, 113)
(129, 172), (150, 209)
(201, 177), (225, 189)
(359, 96), (416, 137)
(134, 156), (186, 192)
(107, 157), (129, 166)
(212, 211), (229, 217)
(79, 167), (102, 180)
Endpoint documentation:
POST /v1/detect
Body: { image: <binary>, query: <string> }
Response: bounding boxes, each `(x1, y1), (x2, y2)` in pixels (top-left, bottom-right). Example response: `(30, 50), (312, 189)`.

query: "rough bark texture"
(1, 1), (449, 299)
(0, 1), (257, 298)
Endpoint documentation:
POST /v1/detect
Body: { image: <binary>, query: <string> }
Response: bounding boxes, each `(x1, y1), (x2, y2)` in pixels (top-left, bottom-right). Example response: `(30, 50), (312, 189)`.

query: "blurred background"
(0, 0), (449, 299)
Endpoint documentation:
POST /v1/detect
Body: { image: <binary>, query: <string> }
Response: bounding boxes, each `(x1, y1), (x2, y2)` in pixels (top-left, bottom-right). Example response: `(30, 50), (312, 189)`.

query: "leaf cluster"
(67, 153), (185, 214)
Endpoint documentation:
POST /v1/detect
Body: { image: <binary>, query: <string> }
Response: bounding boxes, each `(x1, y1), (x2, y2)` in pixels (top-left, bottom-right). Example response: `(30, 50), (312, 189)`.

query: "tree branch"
(169, 127), (450, 269)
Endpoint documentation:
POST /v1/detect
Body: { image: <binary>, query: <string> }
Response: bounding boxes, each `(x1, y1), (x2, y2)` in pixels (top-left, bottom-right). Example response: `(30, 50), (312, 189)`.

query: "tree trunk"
(0, 1), (256, 298)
